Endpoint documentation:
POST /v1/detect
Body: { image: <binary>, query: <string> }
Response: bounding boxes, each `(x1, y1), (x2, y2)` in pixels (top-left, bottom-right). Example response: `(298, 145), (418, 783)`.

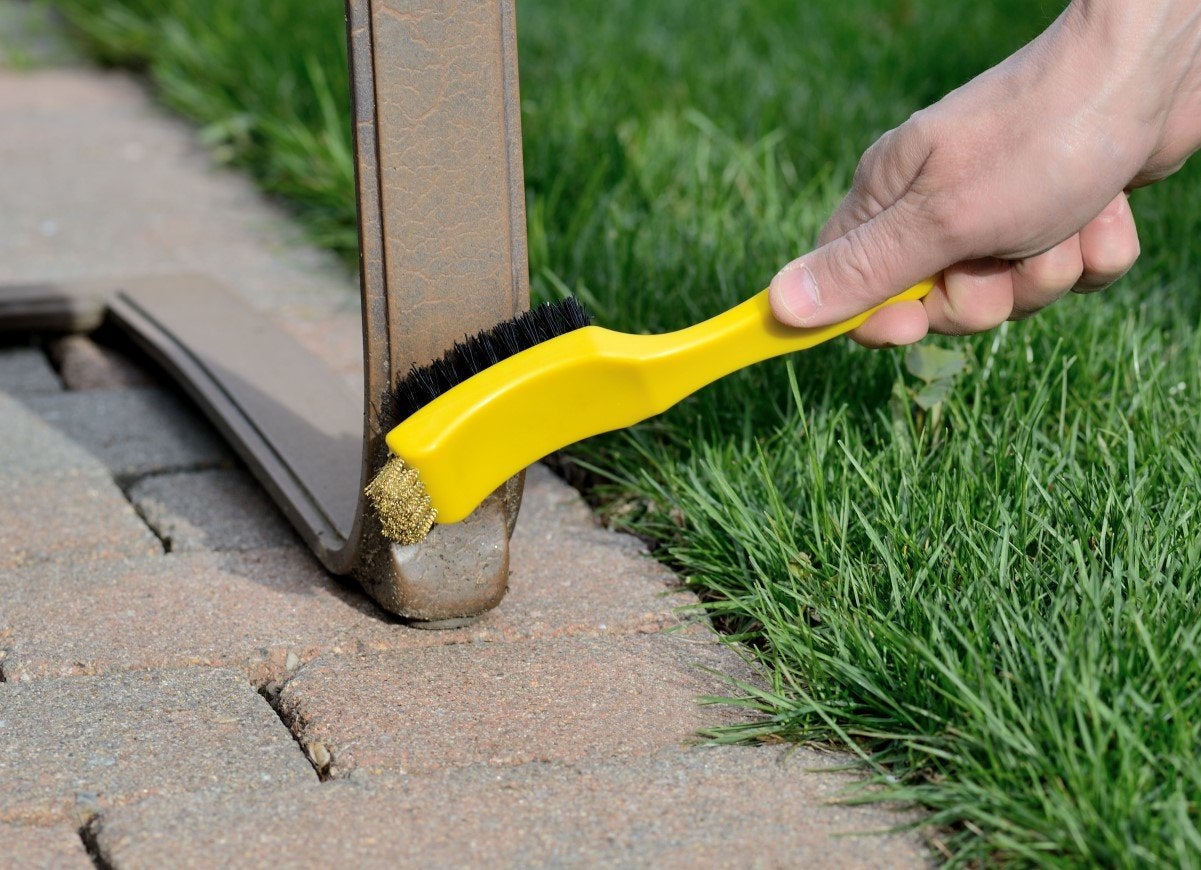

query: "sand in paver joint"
(0, 11), (927, 866)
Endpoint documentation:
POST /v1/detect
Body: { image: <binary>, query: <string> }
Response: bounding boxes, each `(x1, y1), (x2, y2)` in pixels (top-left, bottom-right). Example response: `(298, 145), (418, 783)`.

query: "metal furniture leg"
(0, 0), (530, 623)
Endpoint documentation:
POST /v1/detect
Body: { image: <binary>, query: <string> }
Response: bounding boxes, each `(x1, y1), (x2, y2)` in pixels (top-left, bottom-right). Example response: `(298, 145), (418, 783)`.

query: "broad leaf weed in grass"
(53, 0), (1201, 863)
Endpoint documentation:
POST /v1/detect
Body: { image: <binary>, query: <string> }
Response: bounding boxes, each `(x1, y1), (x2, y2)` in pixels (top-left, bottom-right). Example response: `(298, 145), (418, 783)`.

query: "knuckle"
(1030, 249), (1084, 292)
(941, 269), (1013, 334)
(851, 130), (894, 190)
(921, 186), (979, 256)
(957, 298), (1011, 333)
(1085, 233), (1141, 279)
(831, 231), (888, 302)
(903, 107), (937, 146)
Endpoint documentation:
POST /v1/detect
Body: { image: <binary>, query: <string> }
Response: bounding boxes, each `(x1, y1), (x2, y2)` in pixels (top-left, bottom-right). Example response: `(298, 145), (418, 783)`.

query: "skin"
(769, 0), (1201, 346)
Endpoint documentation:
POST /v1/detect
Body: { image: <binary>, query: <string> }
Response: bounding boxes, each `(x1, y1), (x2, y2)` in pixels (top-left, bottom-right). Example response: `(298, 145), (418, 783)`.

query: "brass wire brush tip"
(364, 456), (437, 545)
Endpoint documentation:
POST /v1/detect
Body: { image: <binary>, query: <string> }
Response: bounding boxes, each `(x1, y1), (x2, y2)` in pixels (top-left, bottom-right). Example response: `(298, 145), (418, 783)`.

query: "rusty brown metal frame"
(0, 0), (529, 623)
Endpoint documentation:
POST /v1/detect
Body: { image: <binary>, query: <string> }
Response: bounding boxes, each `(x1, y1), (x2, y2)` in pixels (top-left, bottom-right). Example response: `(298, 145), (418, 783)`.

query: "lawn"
(52, 0), (1201, 864)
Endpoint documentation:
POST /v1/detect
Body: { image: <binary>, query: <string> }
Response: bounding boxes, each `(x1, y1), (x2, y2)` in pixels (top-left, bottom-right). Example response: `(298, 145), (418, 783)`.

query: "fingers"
(1075, 192), (1140, 292)
(923, 259), (1015, 335)
(770, 119), (946, 330)
(769, 196), (951, 329)
(847, 299), (930, 348)
(800, 207), (1137, 346)
(769, 91), (1143, 338)
(1009, 235), (1083, 318)
(850, 259), (1014, 347)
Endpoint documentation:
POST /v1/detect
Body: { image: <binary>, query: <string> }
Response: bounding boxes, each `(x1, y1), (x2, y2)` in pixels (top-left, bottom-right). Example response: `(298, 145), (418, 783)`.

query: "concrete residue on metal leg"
(354, 474), (524, 624)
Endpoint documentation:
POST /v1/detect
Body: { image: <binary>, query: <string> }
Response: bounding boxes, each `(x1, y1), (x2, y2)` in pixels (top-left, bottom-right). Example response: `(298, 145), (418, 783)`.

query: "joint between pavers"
(77, 815), (112, 870)
(114, 465), (266, 555)
(256, 673), (332, 783)
(114, 461), (235, 494)
(118, 481), (172, 555)
(0, 648), (19, 683)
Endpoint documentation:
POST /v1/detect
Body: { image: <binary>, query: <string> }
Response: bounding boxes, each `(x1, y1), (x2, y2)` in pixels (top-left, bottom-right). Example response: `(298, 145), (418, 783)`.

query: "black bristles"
(387, 297), (592, 422)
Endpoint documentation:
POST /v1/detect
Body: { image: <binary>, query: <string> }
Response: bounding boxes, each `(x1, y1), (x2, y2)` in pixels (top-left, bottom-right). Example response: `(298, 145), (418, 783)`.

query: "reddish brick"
(0, 69), (354, 323)
(0, 394), (160, 569)
(0, 472), (160, 570)
(1, 472), (697, 684)
(276, 634), (751, 778)
(0, 668), (313, 826)
(500, 464), (696, 639)
(92, 747), (927, 868)
(0, 549), (394, 684)
(0, 824), (92, 870)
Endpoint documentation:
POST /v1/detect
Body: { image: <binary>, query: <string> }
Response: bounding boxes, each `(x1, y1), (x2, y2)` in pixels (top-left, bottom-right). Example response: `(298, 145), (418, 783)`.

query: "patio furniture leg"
(0, 0), (531, 624)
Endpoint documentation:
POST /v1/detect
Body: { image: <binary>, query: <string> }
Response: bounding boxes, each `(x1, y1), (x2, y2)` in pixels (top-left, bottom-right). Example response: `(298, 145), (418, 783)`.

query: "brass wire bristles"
(364, 456), (437, 545)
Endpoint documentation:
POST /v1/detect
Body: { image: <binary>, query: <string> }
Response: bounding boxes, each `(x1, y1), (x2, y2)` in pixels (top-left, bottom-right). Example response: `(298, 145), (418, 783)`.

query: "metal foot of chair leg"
(355, 474), (523, 622)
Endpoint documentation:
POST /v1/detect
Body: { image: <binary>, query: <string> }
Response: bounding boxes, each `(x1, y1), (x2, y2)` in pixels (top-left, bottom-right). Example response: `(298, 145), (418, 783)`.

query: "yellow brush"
(366, 278), (935, 544)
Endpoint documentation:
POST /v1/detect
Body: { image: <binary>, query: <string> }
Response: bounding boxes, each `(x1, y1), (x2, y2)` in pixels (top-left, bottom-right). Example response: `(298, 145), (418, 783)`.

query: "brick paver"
(0, 347), (61, 395)
(23, 387), (232, 481)
(92, 746), (925, 868)
(0, 487), (694, 685)
(128, 469), (300, 552)
(275, 634), (745, 778)
(0, 392), (106, 478)
(0, 68), (356, 350)
(0, 392), (160, 571)
(0, 667), (313, 826)
(0, 470), (160, 571)
(0, 824), (93, 870)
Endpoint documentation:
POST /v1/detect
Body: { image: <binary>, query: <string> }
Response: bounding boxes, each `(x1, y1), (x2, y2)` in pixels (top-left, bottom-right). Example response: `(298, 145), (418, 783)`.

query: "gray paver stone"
(0, 667), (313, 825)
(23, 387), (232, 480)
(276, 633), (752, 778)
(128, 469), (299, 552)
(0, 392), (160, 569)
(92, 746), (927, 868)
(0, 824), (93, 870)
(0, 392), (107, 479)
(0, 347), (61, 395)
(0, 549), (394, 685)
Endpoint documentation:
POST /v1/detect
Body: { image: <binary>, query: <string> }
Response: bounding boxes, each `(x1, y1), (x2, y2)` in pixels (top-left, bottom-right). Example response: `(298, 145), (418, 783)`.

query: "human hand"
(769, 0), (1201, 346)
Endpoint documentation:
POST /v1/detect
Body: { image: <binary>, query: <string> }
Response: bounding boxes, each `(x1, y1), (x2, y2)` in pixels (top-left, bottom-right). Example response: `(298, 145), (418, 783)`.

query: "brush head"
(386, 297), (592, 424)
(369, 297), (592, 545)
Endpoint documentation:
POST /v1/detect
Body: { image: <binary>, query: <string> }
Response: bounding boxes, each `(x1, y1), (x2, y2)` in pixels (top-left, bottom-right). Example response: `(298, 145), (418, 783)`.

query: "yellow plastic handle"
(389, 279), (935, 523)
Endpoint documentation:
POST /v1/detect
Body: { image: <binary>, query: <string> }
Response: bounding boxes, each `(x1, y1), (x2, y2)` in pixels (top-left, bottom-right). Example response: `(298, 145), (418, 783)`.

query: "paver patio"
(0, 8), (928, 866)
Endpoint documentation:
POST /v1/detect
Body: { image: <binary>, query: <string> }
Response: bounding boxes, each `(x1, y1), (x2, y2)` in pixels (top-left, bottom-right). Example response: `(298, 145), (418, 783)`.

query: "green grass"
(51, 0), (1201, 864)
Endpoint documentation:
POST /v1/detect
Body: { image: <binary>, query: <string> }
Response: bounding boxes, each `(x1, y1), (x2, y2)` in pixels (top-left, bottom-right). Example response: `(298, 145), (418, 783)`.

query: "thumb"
(769, 202), (948, 328)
